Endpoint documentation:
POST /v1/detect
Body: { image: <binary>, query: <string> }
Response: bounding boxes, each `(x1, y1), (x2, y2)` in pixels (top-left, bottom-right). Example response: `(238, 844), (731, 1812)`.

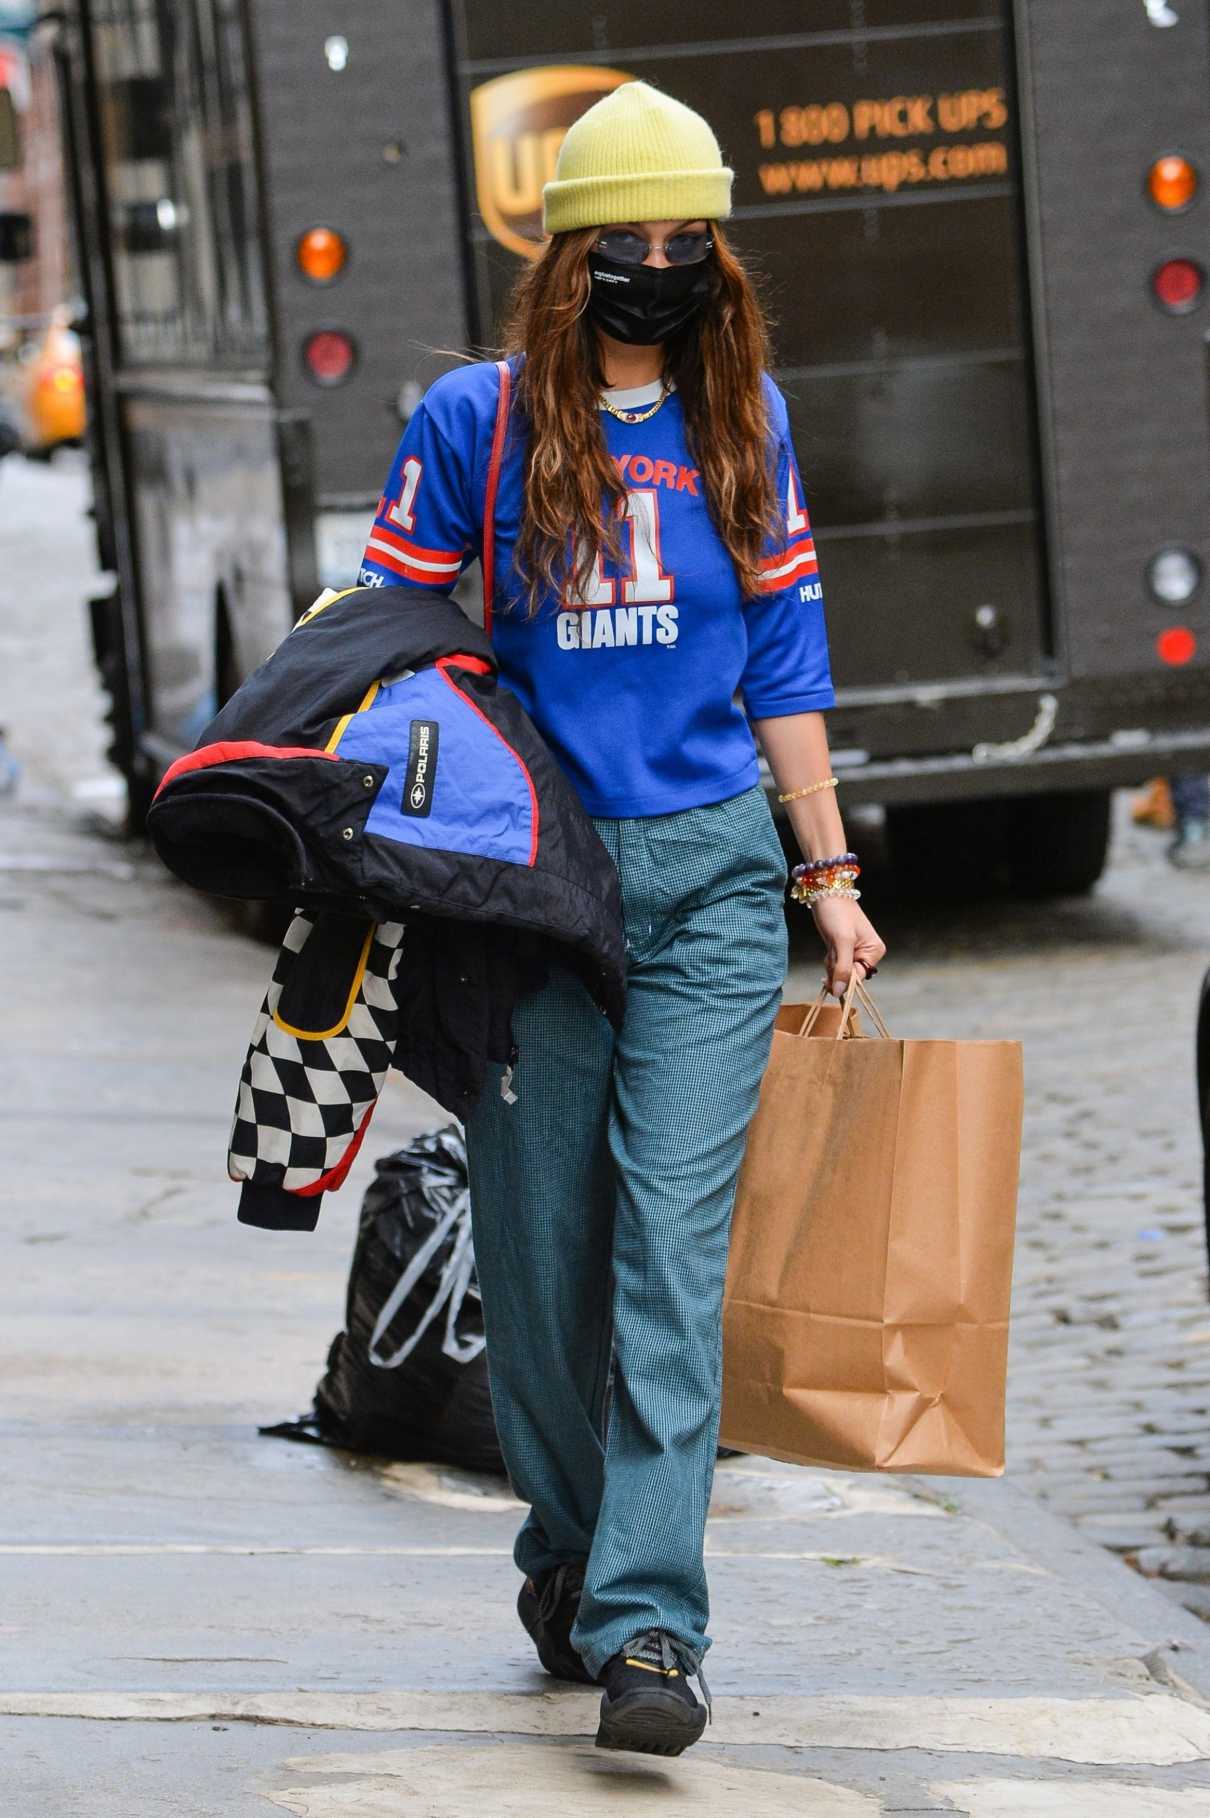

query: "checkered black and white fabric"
(228, 913), (405, 1195)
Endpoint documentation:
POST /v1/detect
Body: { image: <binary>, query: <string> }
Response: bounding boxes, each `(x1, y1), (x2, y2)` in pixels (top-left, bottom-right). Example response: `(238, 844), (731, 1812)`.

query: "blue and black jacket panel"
(146, 586), (627, 1223)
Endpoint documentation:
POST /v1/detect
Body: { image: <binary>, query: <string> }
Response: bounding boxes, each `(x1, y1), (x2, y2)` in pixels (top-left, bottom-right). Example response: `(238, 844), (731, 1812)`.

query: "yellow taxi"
(19, 307), (85, 454)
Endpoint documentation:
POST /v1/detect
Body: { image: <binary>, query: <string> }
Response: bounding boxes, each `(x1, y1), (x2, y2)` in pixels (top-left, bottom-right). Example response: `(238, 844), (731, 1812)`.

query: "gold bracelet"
(777, 776), (838, 805)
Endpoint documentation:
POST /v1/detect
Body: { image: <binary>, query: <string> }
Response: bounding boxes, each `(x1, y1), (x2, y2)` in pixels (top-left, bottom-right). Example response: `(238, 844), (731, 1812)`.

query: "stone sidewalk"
(7, 1430), (1210, 1816)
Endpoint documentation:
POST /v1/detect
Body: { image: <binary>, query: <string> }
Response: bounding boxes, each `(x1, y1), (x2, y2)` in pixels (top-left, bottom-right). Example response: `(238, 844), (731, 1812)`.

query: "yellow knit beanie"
(542, 80), (732, 234)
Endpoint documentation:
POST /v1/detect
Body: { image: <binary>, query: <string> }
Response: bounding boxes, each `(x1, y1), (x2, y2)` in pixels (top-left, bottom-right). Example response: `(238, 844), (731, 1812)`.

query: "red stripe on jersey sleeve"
(760, 536), (816, 574)
(367, 520), (464, 568)
(757, 543), (819, 593)
(362, 536), (462, 585)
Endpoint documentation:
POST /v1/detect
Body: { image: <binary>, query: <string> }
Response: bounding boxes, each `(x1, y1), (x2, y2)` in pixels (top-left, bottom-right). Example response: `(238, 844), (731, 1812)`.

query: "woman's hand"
(808, 896), (887, 997)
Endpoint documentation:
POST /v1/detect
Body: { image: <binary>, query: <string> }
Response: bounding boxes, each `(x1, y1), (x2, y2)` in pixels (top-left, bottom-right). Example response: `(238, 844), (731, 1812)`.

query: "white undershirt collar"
(598, 376), (675, 411)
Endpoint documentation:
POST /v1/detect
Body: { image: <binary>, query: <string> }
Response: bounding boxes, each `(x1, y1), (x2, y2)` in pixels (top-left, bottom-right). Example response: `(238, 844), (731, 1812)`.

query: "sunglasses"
(592, 228), (715, 268)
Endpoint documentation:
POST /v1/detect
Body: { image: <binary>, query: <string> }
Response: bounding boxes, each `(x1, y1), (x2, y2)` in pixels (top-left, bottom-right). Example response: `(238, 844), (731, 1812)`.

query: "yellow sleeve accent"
(271, 921), (376, 1041)
(325, 679), (382, 754)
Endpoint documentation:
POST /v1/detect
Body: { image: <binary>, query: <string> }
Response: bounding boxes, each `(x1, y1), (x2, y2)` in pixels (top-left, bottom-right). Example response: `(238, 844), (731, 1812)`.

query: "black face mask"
(586, 251), (713, 346)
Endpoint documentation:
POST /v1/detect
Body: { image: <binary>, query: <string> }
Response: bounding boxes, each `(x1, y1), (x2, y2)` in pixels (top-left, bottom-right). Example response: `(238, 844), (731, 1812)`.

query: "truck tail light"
(1151, 257), (1205, 313)
(296, 226), (347, 284)
(1157, 627), (1197, 666)
(1148, 154), (1198, 212)
(303, 329), (356, 385)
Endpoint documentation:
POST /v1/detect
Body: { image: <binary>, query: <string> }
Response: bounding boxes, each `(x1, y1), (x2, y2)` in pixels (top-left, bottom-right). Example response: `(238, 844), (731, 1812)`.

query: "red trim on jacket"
(293, 1099), (377, 1198)
(155, 740), (339, 799)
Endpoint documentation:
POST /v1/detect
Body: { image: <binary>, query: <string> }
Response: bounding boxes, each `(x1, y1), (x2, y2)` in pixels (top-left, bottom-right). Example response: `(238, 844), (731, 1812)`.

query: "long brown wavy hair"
(500, 222), (779, 616)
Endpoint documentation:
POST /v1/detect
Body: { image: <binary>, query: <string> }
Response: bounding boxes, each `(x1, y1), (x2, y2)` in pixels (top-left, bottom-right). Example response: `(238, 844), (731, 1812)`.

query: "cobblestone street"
(996, 811), (1210, 1620)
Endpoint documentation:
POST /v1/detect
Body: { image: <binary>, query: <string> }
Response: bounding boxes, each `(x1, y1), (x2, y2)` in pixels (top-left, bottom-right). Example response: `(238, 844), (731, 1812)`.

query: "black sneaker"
(516, 1561), (596, 1685)
(595, 1628), (711, 1756)
(1169, 818), (1210, 870)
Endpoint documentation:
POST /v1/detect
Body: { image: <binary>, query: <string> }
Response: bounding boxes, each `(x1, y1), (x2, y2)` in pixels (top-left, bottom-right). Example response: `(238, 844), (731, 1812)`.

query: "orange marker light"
(1148, 155), (1198, 212)
(296, 226), (348, 284)
(1157, 626), (1197, 666)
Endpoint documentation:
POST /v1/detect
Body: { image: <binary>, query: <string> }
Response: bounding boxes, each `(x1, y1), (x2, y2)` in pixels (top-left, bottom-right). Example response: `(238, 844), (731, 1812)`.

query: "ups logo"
(470, 65), (633, 260)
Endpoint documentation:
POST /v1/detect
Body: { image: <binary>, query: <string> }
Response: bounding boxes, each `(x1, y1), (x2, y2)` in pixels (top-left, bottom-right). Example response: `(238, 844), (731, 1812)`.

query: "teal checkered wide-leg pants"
(463, 783), (789, 1679)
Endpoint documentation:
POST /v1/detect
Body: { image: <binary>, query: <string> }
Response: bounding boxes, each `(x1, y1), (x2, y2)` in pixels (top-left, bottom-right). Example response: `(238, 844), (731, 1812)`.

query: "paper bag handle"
(795, 970), (893, 1041)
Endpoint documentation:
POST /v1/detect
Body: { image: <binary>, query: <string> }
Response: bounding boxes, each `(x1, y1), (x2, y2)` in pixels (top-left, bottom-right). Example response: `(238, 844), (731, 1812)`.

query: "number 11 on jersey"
(566, 490), (675, 606)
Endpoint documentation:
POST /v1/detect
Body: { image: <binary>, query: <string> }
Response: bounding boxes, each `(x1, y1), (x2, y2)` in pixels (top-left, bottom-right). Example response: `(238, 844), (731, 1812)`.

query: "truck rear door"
(450, 1), (1050, 696)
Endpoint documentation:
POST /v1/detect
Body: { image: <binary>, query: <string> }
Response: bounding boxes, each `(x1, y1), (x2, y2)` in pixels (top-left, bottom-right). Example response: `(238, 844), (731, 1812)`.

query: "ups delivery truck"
(40, 0), (1210, 891)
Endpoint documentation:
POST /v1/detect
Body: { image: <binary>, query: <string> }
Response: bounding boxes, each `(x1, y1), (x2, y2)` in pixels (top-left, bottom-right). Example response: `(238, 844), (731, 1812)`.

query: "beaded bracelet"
(791, 866), (861, 887)
(777, 775), (838, 804)
(795, 850), (859, 873)
(796, 866), (861, 887)
(803, 879), (861, 901)
(789, 852), (862, 908)
(794, 878), (862, 908)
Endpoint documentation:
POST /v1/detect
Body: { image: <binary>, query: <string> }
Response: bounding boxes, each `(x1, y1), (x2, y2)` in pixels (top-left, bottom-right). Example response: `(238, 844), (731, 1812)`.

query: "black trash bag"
(260, 1124), (505, 1474)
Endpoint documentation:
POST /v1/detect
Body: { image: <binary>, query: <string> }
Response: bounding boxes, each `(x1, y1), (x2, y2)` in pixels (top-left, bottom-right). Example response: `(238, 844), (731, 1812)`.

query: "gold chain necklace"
(599, 381), (671, 426)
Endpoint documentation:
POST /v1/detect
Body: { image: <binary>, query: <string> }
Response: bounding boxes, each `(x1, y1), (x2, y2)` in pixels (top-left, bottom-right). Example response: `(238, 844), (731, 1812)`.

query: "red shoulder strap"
(482, 358), (511, 641)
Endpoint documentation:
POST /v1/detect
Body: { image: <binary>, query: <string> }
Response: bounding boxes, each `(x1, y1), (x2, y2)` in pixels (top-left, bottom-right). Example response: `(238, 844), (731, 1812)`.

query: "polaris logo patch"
(402, 718), (439, 816)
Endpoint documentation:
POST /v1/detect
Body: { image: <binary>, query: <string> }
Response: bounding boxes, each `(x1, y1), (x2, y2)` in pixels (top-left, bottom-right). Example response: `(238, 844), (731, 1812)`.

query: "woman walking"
(359, 79), (887, 1757)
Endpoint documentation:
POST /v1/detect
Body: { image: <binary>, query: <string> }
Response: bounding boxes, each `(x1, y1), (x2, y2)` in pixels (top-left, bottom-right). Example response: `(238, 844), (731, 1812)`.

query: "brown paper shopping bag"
(720, 973), (1022, 1476)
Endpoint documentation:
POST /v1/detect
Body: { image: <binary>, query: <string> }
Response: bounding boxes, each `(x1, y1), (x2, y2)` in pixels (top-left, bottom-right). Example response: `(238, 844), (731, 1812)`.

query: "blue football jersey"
(359, 360), (835, 817)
